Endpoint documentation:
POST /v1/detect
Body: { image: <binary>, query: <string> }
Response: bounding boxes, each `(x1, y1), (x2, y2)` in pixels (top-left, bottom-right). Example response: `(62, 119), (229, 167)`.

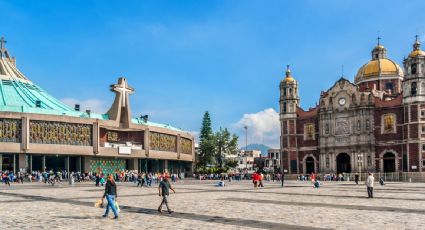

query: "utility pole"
(244, 126), (248, 170)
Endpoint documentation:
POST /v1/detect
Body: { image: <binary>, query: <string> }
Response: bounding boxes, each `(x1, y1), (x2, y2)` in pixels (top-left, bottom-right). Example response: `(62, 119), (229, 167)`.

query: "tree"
(197, 111), (215, 169)
(214, 127), (239, 169)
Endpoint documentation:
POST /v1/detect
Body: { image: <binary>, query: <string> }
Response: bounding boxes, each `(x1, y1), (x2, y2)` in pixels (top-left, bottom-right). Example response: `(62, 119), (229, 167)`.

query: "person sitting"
(379, 177), (385, 186)
(313, 179), (320, 188)
(217, 179), (225, 187)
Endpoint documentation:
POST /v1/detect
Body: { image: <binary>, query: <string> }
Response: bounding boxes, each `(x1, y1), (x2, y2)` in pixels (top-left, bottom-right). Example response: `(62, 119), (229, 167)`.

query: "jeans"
(104, 195), (118, 217)
(367, 187), (373, 198)
(159, 195), (171, 211)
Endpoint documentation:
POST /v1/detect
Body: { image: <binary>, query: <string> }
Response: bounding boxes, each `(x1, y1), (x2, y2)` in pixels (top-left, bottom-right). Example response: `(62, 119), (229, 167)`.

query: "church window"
(283, 88), (287, 96)
(421, 110), (425, 117)
(422, 144), (425, 151)
(289, 88), (293, 96)
(325, 156), (329, 168)
(412, 63), (417, 74)
(357, 120), (361, 131)
(367, 156), (372, 166)
(325, 124), (329, 134)
(411, 82), (417, 96)
(366, 119), (370, 130)
(422, 125), (425, 133)
(385, 82), (393, 91)
(283, 102), (287, 113)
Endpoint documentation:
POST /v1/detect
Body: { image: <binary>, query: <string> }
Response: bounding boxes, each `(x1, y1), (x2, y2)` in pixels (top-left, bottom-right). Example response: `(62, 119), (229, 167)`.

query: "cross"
(111, 78), (134, 107)
(0, 37), (6, 50)
(377, 36), (381, 46)
(415, 34), (419, 42)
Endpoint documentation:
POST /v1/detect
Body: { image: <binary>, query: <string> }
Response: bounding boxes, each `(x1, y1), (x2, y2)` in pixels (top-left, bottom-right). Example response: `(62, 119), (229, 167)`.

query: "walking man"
(355, 174), (359, 185)
(281, 171), (285, 187)
(365, 172), (374, 198)
(158, 176), (175, 214)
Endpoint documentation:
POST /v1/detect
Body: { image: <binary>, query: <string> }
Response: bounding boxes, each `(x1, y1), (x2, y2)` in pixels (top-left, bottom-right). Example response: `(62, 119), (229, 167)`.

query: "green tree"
(214, 127), (239, 169)
(197, 111), (215, 169)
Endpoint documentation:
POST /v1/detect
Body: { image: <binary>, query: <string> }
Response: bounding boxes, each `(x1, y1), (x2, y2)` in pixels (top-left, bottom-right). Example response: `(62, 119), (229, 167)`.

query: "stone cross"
(111, 78), (134, 107)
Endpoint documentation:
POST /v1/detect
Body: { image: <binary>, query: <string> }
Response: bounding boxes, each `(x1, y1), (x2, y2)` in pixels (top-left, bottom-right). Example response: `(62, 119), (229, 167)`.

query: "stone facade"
(280, 38), (425, 174)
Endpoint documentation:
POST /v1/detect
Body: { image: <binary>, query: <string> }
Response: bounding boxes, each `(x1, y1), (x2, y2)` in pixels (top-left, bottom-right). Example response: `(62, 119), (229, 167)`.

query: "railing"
(284, 172), (425, 183)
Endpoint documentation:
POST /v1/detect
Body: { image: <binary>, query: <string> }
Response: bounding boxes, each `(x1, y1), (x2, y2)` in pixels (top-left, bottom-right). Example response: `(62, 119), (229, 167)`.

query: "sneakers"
(168, 210), (174, 214)
(157, 208), (162, 213)
(114, 216), (118, 219)
(102, 214), (107, 218)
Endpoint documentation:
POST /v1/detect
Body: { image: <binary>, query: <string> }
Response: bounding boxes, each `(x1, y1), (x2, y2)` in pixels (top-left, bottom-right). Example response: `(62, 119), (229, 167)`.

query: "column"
(144, 128), (150, 157)
(65, 156), (70, 173)
(177, 134), (181, 160)
(0, 154), (2, 171)
(29, 154), (32, 172)
(13, 154), (16, 173)
(164, 160), (168, 173)
(77, 156), (82, 172)
(42, 155), (46, 172)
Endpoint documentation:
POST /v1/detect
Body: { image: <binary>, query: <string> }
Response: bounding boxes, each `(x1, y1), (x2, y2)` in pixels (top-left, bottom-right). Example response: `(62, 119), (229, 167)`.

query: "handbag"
(115, 201), (120, 212)
(94, 199), (104, 208)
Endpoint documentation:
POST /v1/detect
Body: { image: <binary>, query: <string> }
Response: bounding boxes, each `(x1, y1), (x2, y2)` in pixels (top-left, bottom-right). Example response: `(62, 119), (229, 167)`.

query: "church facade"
(280, 37), (425, 174)
(0, 37), (194, 175)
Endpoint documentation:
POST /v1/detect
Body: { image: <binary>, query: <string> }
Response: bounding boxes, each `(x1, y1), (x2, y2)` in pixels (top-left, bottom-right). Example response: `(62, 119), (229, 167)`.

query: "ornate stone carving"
(335, 118), (350, 135)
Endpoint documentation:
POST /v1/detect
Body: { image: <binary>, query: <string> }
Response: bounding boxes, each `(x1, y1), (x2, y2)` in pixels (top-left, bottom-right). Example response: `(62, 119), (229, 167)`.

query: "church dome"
(282, 65), (296, 83)
(408, 38), (425, 58)
(354, 43), (403, 84)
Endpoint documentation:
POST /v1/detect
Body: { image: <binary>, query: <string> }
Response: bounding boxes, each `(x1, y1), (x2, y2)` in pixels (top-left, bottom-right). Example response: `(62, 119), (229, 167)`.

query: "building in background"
(0, 38), (194, 175)
(280, 37), (425, 174)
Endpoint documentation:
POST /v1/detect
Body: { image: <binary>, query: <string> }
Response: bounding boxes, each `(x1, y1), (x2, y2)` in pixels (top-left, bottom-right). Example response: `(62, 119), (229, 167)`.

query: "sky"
(1, 0), (425, 148)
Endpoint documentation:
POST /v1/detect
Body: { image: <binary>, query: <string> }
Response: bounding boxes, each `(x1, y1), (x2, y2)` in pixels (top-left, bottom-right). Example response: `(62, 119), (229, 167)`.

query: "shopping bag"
(115, 201), (120, 212)
(94, 199), (103, 208)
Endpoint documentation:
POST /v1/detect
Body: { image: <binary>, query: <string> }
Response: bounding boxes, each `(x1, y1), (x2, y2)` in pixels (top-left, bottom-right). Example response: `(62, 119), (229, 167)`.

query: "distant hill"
(241, 144), (271, 156)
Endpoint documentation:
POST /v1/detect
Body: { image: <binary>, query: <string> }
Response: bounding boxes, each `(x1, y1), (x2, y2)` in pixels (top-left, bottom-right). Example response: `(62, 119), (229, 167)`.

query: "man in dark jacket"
(158, 176), (175, 214)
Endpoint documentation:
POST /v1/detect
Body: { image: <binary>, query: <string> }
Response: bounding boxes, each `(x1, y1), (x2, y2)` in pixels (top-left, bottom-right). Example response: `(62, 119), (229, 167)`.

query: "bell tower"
(280, 65), (300, 173)
(403, 36), (425, 172)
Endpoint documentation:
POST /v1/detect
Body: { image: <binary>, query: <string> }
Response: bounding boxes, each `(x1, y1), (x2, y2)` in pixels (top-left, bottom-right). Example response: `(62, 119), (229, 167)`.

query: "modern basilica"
(280, 37), (425, 174)
(0, 37), (194, 175)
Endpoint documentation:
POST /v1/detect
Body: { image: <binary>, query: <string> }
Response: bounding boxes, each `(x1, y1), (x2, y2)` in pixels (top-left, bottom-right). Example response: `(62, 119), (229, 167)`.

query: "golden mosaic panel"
(30, 120), (92, 146)
(0, 119), (21, 143)
(149, 132), (177, 152)
(180, 137), (192, 155)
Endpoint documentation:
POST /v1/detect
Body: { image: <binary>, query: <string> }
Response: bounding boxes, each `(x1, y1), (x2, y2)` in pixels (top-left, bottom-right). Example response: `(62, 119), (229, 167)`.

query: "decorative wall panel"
(30, 120), (92, 146)
(180, 138), (192, 155)
(149, 132), (177, 152)
(0, 119), (21, 143)
(89, 159), (126, 175)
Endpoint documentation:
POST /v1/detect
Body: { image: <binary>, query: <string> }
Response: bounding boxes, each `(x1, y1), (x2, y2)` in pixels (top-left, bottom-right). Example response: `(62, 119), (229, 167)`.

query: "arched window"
(412, 63), (417, 74)
(283, 102), (287, 113)
(412, 82), (417, 96)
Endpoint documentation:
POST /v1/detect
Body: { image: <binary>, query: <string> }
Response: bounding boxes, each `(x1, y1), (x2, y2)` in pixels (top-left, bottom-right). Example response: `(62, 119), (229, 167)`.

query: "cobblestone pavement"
(1, 180), (424, 230)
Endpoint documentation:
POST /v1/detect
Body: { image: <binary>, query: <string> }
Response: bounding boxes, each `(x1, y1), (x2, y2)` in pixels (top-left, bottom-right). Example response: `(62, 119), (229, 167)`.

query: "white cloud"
(233, 108), (280, 149)
(61, 98), (108, 114)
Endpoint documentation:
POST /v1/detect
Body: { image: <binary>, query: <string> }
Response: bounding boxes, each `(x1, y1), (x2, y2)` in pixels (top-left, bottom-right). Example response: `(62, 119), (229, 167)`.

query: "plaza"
(1, 180), (424, 230)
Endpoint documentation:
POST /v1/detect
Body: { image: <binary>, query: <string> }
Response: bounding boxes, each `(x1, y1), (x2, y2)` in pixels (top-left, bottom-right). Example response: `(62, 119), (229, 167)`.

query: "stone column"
(13, 154), (16, 173)
(77, 156), (82, 172)
(21, 117), (29, 152)
(42, 155), (46, 172)
(0, 154), (2, 171)
(65, 156), (70, 173)
(93, 121), (99, 154)
(164, 160), (169, 173)
(29, 154), (32, 172)
(18, 154), (27, 172)
(144, 128), (150, 157)
(177, 134), (181, 160)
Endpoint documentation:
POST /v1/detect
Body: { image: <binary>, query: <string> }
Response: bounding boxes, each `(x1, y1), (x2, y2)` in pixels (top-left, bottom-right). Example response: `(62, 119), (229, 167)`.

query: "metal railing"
(284, 172), (425, 183)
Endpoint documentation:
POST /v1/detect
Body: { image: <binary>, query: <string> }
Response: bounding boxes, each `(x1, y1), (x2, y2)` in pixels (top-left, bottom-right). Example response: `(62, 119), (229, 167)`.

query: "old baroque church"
(280, 37), (425, 174)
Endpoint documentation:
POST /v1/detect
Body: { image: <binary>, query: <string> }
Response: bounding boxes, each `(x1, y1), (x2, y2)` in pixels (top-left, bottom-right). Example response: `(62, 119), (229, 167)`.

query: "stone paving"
(1, 180), (425, 230)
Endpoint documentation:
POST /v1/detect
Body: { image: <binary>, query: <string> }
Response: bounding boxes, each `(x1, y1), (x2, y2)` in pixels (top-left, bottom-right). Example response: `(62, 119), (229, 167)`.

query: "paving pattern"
(0, 180), (424, 230)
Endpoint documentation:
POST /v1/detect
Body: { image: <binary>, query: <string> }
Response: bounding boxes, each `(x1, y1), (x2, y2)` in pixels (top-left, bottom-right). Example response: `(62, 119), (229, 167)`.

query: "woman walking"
(102, 175), (119, 219)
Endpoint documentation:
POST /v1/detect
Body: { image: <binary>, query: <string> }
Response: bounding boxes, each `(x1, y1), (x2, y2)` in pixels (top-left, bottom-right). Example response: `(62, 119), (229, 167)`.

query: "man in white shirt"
(365, 172), (375, 198)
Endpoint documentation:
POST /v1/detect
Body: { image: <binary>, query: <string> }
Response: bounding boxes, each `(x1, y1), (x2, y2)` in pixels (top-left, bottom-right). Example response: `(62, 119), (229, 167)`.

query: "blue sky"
(1, 0), (424, 148)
